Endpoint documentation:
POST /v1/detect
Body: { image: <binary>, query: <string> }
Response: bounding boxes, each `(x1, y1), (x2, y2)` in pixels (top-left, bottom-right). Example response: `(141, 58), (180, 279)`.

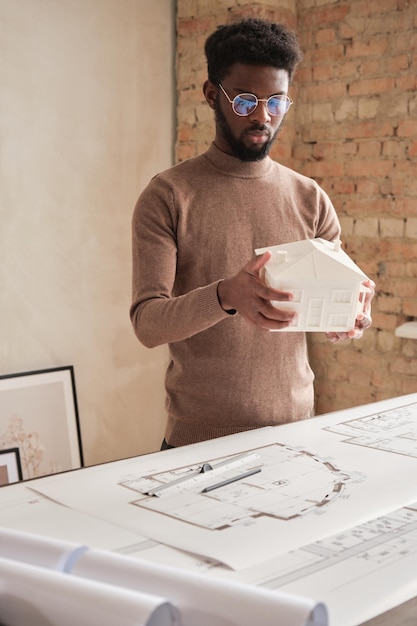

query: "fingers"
(325, 320), (367, 343)
(250, 302), (297, 330)
(247, 250), (272, 276)
(356, 312), (372, 331)
(248, 252), (294, 304)
(362, 278), (376, 315)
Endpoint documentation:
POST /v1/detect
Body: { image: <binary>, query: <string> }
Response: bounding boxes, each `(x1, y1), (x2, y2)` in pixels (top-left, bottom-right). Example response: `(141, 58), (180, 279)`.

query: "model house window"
(329, 314), (349, 328)
(332, 290), (352, 304)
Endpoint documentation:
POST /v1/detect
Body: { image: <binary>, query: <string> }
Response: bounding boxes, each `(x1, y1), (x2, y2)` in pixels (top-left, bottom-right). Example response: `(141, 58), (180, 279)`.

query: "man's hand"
(325, 278), (376, 343)
(217, 252), (297, 331)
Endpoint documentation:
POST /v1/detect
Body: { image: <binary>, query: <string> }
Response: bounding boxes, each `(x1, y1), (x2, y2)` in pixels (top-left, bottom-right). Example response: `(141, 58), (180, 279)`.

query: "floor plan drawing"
(324, 402), (417, 458)
(255, 501), (417, 590)
(197, 500), (417, 626)
(120, 443), (364, 531)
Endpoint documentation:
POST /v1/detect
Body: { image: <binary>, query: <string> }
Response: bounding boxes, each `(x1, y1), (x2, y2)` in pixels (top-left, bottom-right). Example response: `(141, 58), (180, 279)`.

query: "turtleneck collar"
(203, 142), (275, 179)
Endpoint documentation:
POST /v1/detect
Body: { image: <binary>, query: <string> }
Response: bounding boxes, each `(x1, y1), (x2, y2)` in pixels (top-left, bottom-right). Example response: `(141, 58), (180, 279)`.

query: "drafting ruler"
(147, 451), (261, 497)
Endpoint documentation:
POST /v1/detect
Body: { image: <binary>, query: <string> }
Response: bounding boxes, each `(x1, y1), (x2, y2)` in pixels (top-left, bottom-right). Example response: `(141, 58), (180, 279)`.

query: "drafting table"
(1, 393), (417, 625)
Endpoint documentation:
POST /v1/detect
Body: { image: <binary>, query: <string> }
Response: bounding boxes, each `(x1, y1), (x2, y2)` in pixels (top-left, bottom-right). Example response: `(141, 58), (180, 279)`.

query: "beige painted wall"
(0, 0), (174, 465)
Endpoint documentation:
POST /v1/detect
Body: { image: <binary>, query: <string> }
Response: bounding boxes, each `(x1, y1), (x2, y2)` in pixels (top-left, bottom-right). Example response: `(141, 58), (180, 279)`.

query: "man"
(130, 18), (373, 449)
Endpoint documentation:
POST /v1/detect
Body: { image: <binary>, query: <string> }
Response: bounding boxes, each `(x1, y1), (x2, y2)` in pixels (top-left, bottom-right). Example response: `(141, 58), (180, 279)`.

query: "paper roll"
(73, 549), (327, 626)
(0, 526), (85, 571)
(0, 556), (179, 626)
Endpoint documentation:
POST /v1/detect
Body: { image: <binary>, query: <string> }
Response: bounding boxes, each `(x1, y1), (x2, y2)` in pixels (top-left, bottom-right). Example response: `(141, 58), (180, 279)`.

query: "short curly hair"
(204, 18), (303, 83)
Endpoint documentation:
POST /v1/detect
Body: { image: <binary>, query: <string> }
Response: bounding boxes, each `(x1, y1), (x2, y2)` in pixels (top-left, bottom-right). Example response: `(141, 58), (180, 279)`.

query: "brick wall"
(176, 0), (417, 414)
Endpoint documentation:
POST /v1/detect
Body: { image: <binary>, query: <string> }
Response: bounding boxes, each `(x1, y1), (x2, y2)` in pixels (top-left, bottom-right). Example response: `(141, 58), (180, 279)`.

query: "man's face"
(211, 63), (290, 162)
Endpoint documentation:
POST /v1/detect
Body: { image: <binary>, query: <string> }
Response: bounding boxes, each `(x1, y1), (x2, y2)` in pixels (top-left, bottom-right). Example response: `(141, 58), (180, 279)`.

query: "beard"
(214, 98), (280, 162)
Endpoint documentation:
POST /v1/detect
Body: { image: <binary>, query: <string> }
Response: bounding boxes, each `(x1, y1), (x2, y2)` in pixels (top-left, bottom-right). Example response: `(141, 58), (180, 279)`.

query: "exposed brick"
(387, 54), (410, 73)
(304, 160), (345, 178)
(346, 38), (389, 59)
(409, 141), (417, 158)
(344, 120), (394, 139)
(337, 60), (361, 79)
(304, 81), (347, 101)
(345, 159), (394, 177)
(391, 356), (417, 377)
(402, 340), (417, 360)
(371, 312), (399, 331)
(380, 176), (405, 197)
(353, 217), (379, 237)
(360, 59), (381, 78)
(376, 296), (403, 315)
(176, 142), (198, 162)
(390, 198), (417, 219)
(334, 100), (357, 122)
(400, 377), (417, 395)
(377, 330), (401, 352)
(403, 299), (417, 316)
(398, 120), (417, 137)
(356, 179), (379, 196)
(349, 77), (396, 97)
(406, 262), (417, 278)
(177, 16), (215, 35)
(332, 179), (356, 195)
(379, 218), (405, 238)
(382, 140), (407, 158)
(348, 0), (399, 17)
(302, 4), (350, 26)
(357, 141), (381, 158)
(316, 28), (336, 45)
(357, 98), (380, 120)
(396, 74), (417, 92)
(309, 44), (346, 64)
(405, 219), (417, 239)
(313, 65), (334, 82)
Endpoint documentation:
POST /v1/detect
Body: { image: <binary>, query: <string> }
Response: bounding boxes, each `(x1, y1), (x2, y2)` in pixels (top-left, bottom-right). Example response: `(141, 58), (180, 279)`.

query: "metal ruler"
(147, 451), (261, 497)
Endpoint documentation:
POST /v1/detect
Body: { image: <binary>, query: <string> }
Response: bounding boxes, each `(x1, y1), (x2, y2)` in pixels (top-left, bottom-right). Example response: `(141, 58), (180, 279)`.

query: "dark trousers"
(160, 438), (175, 451)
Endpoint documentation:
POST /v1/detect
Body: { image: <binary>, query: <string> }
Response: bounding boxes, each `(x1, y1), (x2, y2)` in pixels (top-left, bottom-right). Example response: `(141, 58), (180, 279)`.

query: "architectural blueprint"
(193, 500), (417, 626)
(323, 404), (417, 458)
(122, 443), (364, 530)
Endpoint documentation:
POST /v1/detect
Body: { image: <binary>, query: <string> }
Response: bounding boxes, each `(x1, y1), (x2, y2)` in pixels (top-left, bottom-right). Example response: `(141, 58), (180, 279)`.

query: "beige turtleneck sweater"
(130, 143), (341, 446)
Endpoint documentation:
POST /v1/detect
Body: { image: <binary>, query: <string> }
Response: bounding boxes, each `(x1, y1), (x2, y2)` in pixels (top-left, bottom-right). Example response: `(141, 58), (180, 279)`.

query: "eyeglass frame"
(217, 82), (293, 117)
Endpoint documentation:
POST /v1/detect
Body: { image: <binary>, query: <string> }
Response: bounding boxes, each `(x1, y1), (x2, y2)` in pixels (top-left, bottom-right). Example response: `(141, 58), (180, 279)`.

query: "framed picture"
(0, 448), (23, 486)
(0, 366), (83, 481)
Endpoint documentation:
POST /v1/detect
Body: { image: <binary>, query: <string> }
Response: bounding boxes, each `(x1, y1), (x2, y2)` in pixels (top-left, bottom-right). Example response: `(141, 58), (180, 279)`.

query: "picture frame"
(0, 366), (83, 481)
(0, 448), (23, 486)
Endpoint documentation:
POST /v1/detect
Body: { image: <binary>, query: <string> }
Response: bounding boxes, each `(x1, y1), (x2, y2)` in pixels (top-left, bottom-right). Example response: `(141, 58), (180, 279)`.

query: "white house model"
(255, 238), (370, 332)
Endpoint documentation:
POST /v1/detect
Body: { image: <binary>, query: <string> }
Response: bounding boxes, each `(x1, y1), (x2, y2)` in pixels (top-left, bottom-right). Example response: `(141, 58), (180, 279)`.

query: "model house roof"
(256, 238), (368, 282)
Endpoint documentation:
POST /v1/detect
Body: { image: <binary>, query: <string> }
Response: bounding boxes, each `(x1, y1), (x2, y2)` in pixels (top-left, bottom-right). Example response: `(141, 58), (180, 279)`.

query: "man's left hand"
(325, 278), (375, 343)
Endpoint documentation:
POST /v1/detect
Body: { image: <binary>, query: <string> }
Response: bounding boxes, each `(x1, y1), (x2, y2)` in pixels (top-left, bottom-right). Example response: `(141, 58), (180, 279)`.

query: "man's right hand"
(217, 251), (297, 331)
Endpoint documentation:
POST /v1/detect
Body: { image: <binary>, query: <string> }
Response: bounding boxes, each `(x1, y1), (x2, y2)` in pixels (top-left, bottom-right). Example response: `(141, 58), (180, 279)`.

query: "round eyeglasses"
(218, 82), (293, 117)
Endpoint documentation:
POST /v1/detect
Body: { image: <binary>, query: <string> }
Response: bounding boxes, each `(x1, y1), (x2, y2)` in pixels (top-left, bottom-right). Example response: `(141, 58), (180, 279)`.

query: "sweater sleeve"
(130, 178), (231, 348)
(314, 182), (341, 242)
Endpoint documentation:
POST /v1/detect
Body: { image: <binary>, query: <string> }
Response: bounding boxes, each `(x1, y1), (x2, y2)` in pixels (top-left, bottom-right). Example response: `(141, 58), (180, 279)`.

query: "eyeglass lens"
(234, 93), (290, 116)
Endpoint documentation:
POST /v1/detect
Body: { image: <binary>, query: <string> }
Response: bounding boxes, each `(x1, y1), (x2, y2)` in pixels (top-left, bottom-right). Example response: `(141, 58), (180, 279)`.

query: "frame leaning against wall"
(0, 447), (23, 486)
(0, 366), (83, 481)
